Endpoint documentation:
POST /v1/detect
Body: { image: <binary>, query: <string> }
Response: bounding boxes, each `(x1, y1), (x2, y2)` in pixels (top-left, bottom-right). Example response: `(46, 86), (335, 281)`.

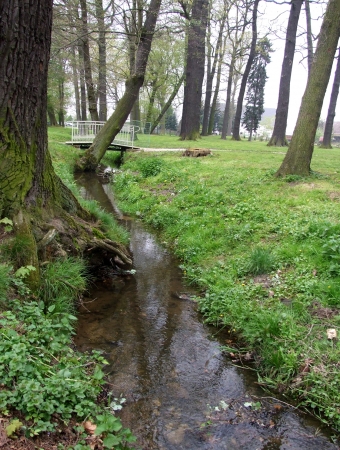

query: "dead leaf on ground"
(84, 420), (97, 435)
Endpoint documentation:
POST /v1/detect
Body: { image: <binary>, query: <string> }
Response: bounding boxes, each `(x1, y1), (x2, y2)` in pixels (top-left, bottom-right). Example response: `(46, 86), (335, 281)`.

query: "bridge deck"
(64, 141), (139, 151)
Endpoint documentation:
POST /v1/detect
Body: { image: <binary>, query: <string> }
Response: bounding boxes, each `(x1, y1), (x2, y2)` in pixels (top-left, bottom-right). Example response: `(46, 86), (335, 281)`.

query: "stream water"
(75, 173), (338, 450)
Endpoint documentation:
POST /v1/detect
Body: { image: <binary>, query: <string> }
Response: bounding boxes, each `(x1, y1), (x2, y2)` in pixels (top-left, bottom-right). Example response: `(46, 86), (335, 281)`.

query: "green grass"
(46, 126), (340, 429)
(111, 142), (340, 430)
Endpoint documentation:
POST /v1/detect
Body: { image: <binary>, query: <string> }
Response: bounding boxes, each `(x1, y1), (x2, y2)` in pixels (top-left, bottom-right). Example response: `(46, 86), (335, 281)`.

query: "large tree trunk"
(305, 0), (313, 76)
(71, 46), (82, 121)
(267, 0), (303, 147)
(276, 0), (340, 177)
(79, 0), (99, 122)
(76, 0), (162, 172)
(180, 0), (209, 141)
(231, 0), (260, 141)
(221, 58), (235, 139)
(202, 16), (225, 136)
(208, 35), (226, 135)
(320, 48), (340, 149)
(78, 43), (87, 121)
(96, 0), (108, 122)
(0, 0), (131, 289)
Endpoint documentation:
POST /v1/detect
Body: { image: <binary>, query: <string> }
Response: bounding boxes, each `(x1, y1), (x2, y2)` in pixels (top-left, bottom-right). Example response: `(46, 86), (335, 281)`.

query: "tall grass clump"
(0, 264), (11, 304)
(246, 246), (276, 275)
(39, 258), (89, 313)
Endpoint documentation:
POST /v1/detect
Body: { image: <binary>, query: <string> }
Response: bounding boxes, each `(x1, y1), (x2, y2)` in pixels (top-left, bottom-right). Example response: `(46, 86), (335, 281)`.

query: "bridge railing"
(71, 121), (140, 147)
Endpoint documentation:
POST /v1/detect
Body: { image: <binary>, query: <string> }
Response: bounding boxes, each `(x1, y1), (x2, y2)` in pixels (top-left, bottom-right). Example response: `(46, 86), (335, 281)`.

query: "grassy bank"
(0, 127), (134, 449)
(111, 138), (340, 430)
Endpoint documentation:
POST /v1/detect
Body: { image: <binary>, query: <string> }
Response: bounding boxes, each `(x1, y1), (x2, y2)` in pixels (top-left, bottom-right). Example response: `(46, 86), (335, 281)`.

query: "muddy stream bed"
(75, 173), (338, 450)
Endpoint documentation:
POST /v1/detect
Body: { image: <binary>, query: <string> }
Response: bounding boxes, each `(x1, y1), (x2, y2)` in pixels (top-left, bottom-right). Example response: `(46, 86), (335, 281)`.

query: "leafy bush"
(139, 157), (163, 178)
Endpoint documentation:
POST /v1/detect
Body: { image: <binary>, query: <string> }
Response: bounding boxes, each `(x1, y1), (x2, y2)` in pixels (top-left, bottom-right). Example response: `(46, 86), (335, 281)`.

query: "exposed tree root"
(2, 204), (132, 291)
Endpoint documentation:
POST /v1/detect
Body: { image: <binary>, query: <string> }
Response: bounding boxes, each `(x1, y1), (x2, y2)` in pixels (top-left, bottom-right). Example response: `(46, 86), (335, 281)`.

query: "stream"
(74, 173), (338, 450)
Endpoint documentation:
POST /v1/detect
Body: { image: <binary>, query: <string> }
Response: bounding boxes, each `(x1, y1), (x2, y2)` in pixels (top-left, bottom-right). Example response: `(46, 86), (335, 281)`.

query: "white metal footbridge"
(65, 121), (140, 151)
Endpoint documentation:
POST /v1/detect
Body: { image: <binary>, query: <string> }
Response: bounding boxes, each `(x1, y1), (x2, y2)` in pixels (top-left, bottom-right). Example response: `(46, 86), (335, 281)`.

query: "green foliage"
(242, 38), (272, 138)
(138, 157), (163, 177)
(15, 265), (36, 279)
(0, 218), (13, 233)
(0, 300), (106, 435)
(0, 264), (11, 303)
(95, 413), (137, 449)
(0, 235), (34, 267)
(39, 258), (88, 313)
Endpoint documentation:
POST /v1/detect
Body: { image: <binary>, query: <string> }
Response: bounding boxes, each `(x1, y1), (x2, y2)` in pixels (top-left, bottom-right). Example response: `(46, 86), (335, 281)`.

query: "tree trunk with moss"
(0, 0), (131, 290)
(276, 0), (340, 177)
(267, 0), (303, 147)
(76, 0), (162, 172)
(320, 47), (340, 149)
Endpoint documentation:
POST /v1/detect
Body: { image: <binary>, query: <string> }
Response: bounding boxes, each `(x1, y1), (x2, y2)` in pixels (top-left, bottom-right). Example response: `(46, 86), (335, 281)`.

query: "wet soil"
(74, 173), (338, 450)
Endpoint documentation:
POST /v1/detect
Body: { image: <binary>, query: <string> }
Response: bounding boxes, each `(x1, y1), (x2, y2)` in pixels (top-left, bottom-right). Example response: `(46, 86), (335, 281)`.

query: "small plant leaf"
(0, 218), (13, 226)
(103, 433), (120, 448)
(6, 419), (23, 437)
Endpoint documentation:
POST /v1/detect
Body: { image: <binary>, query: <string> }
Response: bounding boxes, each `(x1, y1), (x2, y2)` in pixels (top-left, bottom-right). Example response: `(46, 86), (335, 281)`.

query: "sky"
(260, 1), (339, 134)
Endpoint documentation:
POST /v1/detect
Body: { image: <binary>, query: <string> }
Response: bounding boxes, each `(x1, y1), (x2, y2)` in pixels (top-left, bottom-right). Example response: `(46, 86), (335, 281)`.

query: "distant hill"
(262, 107), (276, 119)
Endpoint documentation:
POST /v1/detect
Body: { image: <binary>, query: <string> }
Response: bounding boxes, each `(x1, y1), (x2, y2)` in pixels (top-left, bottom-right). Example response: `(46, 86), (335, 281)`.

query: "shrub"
(139, 157), (163, 178)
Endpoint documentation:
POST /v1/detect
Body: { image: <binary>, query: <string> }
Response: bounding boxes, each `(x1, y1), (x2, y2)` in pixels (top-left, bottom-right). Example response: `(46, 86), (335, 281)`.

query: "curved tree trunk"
(231, 0), (259, 141)
(76, 0), (162, 171)
(320, 47), (340, 149)
(267, 0), (303, 147)
(180, 0), (209, 140)
(276, 0), (340, 177)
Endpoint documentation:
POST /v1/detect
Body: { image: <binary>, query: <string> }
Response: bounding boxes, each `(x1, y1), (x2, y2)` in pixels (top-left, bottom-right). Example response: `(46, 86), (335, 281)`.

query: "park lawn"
(110, 137), (340, 431)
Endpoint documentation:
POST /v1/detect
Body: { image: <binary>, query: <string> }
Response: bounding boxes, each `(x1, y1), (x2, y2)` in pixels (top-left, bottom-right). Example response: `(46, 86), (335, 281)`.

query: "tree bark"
(76, 0), (162, 171)
(71, 46), (81, 121)
(232, 0), (260, 141)
(320, 47), (340, 149)
(180, 0), (209, 140)
(305, 0), (313, 77)
(221, 59), (235, 139)
(79, 0), (99, 122)
(95, 0), (108, 121)
(78, 42), (87, 121)
(208, 35), (227, 135)
(267, 0), (303, 147)
(202, 14), (226, 136)
(276, 0), (340, 177)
